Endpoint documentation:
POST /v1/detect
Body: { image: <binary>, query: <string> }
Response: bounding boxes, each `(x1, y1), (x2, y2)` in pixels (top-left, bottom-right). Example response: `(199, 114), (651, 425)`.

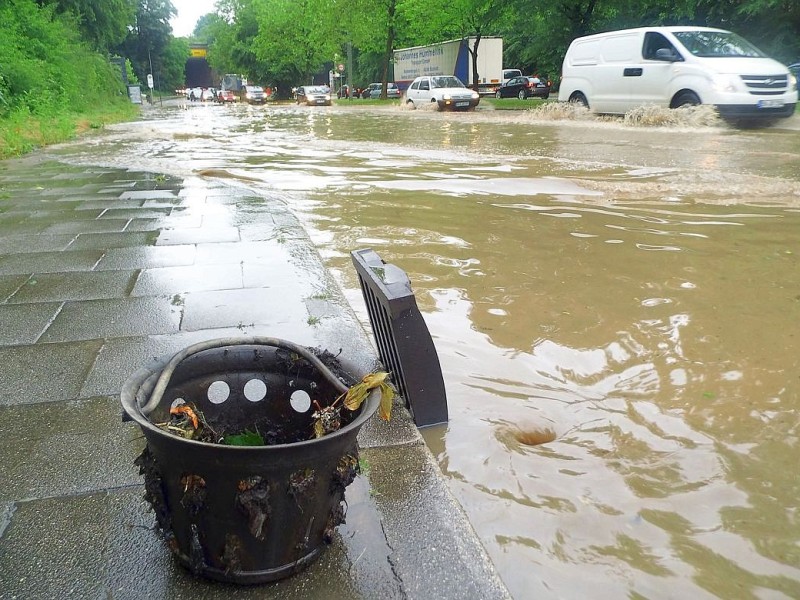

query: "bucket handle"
(138, 337), (350, 416)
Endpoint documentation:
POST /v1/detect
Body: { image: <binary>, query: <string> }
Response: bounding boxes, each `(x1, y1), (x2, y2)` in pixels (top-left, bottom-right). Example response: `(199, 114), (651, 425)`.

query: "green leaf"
(223, 430), (265, 446)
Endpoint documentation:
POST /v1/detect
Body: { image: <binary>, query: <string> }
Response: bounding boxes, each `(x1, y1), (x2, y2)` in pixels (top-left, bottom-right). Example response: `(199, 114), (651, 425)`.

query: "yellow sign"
(190, 48), (207, 58)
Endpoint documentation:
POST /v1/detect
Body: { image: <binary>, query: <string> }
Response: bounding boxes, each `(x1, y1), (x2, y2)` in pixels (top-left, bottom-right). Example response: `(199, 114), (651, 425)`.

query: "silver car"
(296, 86), (332, 106)
(362, 82), (402, 99)
(243, 85), (266, 104)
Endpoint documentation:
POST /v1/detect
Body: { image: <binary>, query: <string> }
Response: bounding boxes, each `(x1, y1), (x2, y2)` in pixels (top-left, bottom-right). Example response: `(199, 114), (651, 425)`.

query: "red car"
(216, 89), (237, 103)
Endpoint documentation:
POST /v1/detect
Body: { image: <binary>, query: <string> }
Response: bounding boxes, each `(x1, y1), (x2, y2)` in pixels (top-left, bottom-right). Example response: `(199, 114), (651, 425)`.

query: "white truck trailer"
(393, 37), (505, 95)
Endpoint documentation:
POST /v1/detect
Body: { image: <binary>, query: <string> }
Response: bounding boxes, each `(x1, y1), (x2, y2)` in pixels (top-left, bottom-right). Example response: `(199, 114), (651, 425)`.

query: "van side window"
(420, 79), (430, 91)
(410, 81), (419, 90)
(643, 32), (677, 60)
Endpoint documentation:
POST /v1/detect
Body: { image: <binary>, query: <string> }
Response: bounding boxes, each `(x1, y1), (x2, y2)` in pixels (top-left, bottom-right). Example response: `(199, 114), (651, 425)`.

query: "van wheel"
(673, 91), (701, 108)
(406, 99), (416, 110)
(570, 92), (588, 108)
(518, 90), (526, 100)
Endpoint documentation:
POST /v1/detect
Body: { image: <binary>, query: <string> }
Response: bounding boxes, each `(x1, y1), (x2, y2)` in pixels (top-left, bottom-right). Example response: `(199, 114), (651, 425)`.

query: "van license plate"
(455, 101), (469, 107)
(757, 99), (783, 109)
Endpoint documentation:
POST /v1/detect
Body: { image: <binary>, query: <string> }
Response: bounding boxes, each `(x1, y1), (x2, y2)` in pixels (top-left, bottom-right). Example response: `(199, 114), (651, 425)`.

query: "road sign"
(337, 63), (345, 73)
(147, 74), (154, 89)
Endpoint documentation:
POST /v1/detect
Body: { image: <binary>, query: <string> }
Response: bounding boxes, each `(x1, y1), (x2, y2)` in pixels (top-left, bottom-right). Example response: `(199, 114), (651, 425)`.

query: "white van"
(557, 26), (798, 120)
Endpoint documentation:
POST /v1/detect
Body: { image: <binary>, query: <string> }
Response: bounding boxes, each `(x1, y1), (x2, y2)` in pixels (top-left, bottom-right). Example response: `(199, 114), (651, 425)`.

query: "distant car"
(404, 75), (480, 111)
(200, 88), (216, 102)
(361, 82), (401, 99)
(495, 76), (551, 100)
(216, 89), (237, 103)
(243, 85), (266, 104)
(187, 87), (202, 101)
(296, 86), (332, 106)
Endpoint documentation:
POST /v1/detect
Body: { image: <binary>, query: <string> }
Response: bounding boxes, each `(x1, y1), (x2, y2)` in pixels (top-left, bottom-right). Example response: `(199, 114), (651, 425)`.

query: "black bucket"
(120, 337), (379, 584)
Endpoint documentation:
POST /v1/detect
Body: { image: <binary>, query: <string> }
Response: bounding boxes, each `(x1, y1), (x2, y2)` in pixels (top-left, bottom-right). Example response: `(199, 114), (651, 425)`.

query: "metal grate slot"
(351, 248), (448, 427)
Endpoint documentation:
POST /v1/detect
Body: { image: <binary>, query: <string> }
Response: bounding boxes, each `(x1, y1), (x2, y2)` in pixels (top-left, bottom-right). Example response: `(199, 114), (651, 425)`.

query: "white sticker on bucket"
(207, 380), (231, 404)
(244, 379), (267, 402)
(290, 389), (311, 413)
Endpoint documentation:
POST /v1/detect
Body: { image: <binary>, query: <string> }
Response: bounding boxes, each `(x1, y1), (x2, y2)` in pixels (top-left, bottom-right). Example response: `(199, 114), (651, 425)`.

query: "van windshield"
(673, 31), (767, 58)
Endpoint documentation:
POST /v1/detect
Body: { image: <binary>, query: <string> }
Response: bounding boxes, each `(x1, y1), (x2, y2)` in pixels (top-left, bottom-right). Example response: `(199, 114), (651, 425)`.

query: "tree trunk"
(469, 34), (482, 92)
(381, 0), (397, 99)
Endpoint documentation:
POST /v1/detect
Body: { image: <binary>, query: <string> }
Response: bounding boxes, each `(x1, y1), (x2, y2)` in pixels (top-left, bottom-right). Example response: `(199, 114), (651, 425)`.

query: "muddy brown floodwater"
(51, 100), (800, 599)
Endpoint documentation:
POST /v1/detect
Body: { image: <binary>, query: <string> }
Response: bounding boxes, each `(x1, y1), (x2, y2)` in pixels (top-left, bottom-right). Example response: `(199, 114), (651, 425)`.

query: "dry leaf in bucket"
(343, 371), (394, 421)
(312, 371), (395, 438)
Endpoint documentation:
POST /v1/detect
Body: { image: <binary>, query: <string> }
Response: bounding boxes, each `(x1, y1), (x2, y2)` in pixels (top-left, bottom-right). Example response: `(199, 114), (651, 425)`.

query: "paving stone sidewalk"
(0, 156), (510, 599)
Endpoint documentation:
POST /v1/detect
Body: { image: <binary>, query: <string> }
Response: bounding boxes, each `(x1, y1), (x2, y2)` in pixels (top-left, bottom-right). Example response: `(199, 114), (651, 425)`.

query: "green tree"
(39, 0), (137, 50)
(160, 36), (190, 91)
(117, 0), (177, 88)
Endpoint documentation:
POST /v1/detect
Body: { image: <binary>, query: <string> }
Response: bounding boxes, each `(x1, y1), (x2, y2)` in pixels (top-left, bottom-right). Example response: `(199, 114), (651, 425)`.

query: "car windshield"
(431, 76), (465, 89)
(306, 87), (327, 94)
(673, 31), (767, 58)
(246, 86), (262, 92)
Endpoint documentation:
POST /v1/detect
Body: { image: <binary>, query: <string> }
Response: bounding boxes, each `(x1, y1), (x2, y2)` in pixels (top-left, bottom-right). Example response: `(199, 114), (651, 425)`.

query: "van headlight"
(471, 91), (479, 99)
(711, 74), (739, 93)
(443, 94), (452, 100)
(790, 73), (798, 91)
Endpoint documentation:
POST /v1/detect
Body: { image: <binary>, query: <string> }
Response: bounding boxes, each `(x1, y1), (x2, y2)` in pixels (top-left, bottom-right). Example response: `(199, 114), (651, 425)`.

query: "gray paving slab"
(180, 287), (312, 331)
(0, 396), (139, 501)
(156, 227), (241, 245)
(6, 269), (137, 303)
(94, 244), (197, 271)
(0, 233), (76, 254)
(41, 218), (131, 235)
(0, 339), (104, 406)
(0, 301), (61, 345)
(68, 230), (160, 250)
(38, 296), (183, 342)
(0, 274), (30, 303)
(0, 249), (104, 275)
(131, 263), (244, 296)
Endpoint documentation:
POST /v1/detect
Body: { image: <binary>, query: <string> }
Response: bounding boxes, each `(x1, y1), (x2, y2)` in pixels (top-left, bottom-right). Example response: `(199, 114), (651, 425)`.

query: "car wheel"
(518, 90), (526, 100)
(542, 93), (549, 100)
(406, 99), (416, 110)
(673, 91), (701, 108)
(495, 91), (502, 99)
(570, 92), (589, 108)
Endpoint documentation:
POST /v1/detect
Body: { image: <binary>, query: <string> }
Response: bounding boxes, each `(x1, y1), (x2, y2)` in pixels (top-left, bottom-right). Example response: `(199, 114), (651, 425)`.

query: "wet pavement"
(0, 155), (510, 598)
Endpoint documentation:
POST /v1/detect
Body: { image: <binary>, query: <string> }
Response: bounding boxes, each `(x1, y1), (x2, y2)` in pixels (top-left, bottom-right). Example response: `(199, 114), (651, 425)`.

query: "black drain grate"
(351, 248), (448, 427)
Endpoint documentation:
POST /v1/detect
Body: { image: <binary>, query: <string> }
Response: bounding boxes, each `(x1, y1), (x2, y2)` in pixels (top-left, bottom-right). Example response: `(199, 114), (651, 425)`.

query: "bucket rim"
(119, 337), (380, 450)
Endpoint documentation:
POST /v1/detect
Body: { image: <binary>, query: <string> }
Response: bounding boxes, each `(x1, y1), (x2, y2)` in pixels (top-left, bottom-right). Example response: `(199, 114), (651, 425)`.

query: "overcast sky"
(170, 0), (216, 38)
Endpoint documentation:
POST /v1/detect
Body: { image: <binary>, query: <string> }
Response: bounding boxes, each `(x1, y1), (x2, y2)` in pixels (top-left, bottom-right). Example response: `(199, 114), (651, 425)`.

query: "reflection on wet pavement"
(49, 101), (800, 599)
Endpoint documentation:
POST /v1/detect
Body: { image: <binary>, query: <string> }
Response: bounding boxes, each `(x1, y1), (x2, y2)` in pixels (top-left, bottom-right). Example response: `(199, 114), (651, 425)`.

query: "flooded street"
(50, 101), (800, 599)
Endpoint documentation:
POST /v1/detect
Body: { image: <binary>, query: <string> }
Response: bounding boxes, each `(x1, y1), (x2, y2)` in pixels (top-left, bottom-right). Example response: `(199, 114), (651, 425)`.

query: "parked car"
(216, 89), (237, 103)
(495, 76), (551, 100)
(361, 82), (401, 99)
(243, 85), (266, 104)
(296, 86), (332, 106)
(404, 75), (480, 111)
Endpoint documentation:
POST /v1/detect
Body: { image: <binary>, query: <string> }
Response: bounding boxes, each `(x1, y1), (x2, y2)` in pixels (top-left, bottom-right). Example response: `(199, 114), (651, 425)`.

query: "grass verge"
(0, 101), (140, 160)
